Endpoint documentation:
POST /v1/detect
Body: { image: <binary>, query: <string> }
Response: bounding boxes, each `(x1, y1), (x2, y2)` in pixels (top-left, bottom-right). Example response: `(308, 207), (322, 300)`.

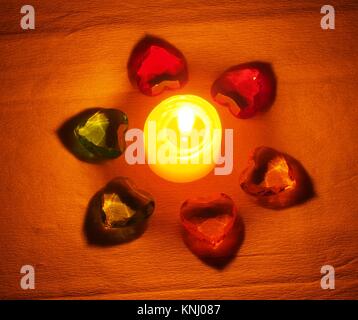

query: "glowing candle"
(144, 95), (222, 183)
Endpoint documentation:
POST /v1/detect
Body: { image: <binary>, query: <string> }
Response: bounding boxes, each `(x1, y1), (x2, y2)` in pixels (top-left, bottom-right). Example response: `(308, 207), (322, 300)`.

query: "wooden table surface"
(0, 0), (357, 299)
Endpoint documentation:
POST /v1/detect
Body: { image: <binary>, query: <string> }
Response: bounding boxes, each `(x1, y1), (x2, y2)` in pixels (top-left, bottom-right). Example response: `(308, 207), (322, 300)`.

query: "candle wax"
(144, 95), (222, 183)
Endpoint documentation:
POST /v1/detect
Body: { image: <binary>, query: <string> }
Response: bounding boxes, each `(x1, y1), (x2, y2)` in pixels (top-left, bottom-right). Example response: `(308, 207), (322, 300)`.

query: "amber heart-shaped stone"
(128, 36), (188, 96)
(240, 147), (313, 209)
(85, 177), (155, 245)
(211, 62), (276, 119)
(180, 193), (242, 259)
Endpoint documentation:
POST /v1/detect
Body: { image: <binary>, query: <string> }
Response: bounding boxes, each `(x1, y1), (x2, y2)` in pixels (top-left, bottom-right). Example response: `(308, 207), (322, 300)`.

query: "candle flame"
(177, 105), (195, 134)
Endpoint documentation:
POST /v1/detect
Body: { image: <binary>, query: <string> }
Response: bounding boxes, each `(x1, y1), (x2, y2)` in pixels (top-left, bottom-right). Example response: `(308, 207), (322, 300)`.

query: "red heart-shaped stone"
(180, 193), (242, 258)
(128, 36), (188, 96)
(211, 62), (276, 119)
(240, 146), (313, 209)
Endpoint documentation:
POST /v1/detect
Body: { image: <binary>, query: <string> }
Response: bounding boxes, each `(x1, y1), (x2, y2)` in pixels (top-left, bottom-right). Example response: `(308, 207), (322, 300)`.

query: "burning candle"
(144, 95), (222, 183)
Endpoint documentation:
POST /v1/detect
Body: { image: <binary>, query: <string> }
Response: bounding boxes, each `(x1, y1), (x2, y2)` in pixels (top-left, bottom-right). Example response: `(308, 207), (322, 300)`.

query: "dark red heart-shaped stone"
(128, 36), (188, 96)
(211, 62), (276, 119)
(240, 147), (313, 209)
(180, 193), (242, 258)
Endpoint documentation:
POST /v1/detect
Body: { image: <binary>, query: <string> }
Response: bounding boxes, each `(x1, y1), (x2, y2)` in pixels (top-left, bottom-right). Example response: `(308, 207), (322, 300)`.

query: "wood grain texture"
(0, 0), (357, 299)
